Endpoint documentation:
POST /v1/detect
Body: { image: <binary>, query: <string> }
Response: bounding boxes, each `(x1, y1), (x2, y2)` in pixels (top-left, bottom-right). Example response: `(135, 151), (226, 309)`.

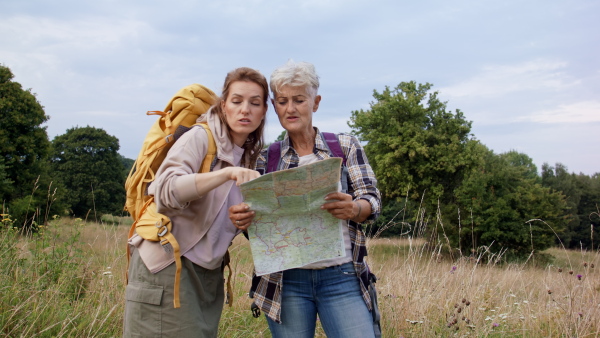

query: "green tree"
(573, 173), (600, 249)
(119, 154), (135, 178)
(0, 65), (51, 201)
(264, 130), (287, 149)
(275, 130), (286, 142)
(51, 126), (126, 218)
(500, 150), (539, 181)
(349, 81), (480, 210)
(542, 163), (599, 249)
(0, 65), (65, 228)
(452, 148), (567, 259)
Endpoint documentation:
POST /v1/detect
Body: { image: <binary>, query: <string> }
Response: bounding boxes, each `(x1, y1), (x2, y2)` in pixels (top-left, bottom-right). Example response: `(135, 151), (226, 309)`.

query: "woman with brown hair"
(124, 67), (268, 337)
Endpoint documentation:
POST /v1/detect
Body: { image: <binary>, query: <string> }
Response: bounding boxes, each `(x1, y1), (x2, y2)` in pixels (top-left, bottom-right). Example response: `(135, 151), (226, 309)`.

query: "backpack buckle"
(165, 134), (173, 143)
(156, 225), (168, 237)
(155, 220), (168, 237)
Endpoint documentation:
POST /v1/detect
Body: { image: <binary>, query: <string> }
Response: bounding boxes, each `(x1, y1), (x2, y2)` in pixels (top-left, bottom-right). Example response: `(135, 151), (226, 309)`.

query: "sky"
(1, 0), (599, 176)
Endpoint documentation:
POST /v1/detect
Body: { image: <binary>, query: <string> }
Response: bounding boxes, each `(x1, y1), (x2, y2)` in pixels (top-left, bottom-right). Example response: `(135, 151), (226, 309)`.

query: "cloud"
(521, 100), (600, 124)
(439, 59), (579, 99)
(0, 15), (151, 51)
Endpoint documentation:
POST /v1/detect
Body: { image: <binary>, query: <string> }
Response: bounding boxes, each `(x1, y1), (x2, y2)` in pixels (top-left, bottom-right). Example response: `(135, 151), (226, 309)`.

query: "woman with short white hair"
(230, 60), (381, 338)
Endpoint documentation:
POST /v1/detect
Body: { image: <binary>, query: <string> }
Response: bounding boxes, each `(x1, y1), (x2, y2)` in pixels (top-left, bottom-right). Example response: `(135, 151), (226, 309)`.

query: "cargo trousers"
(123, 247), (225, 337)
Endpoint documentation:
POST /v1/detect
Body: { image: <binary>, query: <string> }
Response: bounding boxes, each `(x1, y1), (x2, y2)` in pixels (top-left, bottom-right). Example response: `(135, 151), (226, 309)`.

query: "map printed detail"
(240, 158), (345, 276)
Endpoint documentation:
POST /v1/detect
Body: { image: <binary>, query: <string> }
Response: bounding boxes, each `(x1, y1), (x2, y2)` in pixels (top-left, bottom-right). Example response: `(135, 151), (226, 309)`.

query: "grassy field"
(1, 218), (598, 337)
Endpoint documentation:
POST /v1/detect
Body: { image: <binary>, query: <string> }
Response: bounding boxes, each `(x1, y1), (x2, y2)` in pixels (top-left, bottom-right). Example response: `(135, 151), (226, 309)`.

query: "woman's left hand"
(229, 203), (255, 231)
(321, 192), (358, 221)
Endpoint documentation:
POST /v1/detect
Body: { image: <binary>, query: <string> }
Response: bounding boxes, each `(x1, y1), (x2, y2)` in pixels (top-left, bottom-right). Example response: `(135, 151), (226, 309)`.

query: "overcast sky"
(1, 0), (598, 175)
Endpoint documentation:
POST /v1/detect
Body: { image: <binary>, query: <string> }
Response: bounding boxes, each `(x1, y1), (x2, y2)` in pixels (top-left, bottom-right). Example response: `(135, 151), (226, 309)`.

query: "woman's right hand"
(229, 203), (255, 230)
(226, 167), (260, 186)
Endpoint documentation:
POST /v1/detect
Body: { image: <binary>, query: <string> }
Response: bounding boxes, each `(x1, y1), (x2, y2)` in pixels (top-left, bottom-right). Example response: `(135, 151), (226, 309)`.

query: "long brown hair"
(211, 67), (268, 168)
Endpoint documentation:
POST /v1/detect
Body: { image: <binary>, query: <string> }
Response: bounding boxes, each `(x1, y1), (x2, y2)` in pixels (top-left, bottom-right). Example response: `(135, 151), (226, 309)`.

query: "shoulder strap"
(321, 132), (349, 193)
(266, 141), (281, 173)
(195, 122), (217, 173)
(322, 132), (346, 166)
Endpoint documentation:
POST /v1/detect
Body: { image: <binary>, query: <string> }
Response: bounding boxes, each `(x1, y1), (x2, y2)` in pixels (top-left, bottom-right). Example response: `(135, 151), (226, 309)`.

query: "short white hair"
(270, 60), (320, 98)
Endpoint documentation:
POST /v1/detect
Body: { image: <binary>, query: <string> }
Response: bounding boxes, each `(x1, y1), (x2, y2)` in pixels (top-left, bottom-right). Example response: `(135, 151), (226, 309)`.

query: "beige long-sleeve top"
(128, 109), (242, 273)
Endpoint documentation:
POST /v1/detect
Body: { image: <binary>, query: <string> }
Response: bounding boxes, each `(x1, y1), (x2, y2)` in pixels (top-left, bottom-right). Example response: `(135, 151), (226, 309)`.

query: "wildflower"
(591, 264), (595, 269)
(569, 270), (574, 275)
(558, 268), (563, 273)
(578, 312), (583, 318)
(462, 298), (466, 303)
(583, 262), (588, 267)
(577, 274), (582, 280)
(450, 266), (457, 273)
(547, 289), (552, 294)
(465, 300), (471, 306)
(492, 323), (499, 327)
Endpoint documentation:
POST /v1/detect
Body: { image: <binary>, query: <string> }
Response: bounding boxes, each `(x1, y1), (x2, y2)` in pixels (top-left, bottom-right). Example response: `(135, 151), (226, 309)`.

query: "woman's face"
(272, 85), (321, 136)
(221, 81), (267, 147)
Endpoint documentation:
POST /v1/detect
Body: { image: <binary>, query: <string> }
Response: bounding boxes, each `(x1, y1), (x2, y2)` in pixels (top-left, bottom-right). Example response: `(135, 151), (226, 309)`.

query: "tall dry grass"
(1, 217), (598, 337)
(368, 237), (599, 337)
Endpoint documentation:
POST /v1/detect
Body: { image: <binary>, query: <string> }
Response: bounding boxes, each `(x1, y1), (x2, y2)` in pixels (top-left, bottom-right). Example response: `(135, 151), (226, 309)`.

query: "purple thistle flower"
(493, 323), (499, 327)
(577, 274), (582, 280)
(450, 266), (457, 273)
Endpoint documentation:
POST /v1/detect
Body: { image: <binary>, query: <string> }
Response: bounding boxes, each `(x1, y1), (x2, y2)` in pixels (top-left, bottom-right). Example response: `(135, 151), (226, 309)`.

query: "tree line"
(1, 65), (129, 229)
(350, 81), (599, 258)
(1, 65), (598, 258)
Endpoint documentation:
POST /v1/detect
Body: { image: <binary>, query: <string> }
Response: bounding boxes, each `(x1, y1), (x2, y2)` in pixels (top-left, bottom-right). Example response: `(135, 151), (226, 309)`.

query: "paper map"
(239, 157), (345, 276)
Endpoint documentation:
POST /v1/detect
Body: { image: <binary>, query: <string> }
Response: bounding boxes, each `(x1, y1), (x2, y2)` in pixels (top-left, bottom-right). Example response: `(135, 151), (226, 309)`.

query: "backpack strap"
(195, 122), (217, 173)
(322, 132), (346, 166)
(194, 122), (235, 307)
(321, 132), (349, 193)
(266, 141), (282, 173)
(195, 122), (233, 307)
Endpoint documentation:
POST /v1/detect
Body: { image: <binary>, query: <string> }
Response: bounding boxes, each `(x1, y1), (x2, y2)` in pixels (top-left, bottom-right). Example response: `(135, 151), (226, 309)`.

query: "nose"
(241, 101), (251, 115)
(284, 101), (295, 114)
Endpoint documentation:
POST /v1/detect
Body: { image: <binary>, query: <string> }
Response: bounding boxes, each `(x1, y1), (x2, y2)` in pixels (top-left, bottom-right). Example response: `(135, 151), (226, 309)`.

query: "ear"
(313, 95), (322, 112)
(220, 100), (225, 110)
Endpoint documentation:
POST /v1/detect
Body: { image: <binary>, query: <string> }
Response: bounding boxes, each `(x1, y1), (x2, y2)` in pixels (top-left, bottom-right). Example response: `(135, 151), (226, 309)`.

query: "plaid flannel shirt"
(250, 128), (381, 323)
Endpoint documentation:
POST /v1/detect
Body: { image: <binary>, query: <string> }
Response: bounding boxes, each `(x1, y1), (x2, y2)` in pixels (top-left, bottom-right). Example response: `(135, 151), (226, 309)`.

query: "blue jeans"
(266, 262), (376, 338)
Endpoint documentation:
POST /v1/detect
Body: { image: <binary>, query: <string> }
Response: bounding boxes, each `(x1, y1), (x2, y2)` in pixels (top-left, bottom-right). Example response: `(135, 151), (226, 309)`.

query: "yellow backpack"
(125, 84), (218, 308)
